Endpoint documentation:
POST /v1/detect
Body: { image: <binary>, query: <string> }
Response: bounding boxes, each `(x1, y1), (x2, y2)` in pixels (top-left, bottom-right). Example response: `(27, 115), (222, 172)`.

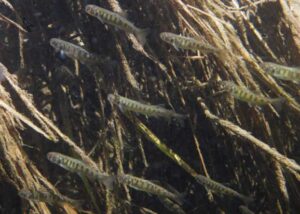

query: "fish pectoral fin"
(173, 44), (180, 51)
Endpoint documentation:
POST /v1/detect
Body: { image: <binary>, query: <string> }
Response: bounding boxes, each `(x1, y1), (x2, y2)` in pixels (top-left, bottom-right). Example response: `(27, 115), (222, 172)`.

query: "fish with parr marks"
(47, 152), (114, 188)
(50, 38), (100, 65)
(118, 174), (184, 205)
(160, 32), (220, 54)
(85, 5), (149, 45)
(260, 62), (300, 83)
(18, 188), (83, 208)
(195, 174), (253, 204)
(221, 81), (284, 106)
(108, 94), (188, 123)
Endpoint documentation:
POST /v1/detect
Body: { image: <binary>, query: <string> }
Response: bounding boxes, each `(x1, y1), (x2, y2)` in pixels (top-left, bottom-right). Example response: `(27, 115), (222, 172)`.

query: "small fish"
(195, 174), (253, 204)
(221, 81), (284, 106)
(18, 188), (83, 208)
(118, 174), (184, 205)
(260, 62), (300, 83)
(108, 94), (187, 122)
(158, 197), (186, 214)
(239, 205), (255, 214)
(160, 32), (219, 53)
(49, 38), (99, 64)
(85, 5), (149, 45)
(47, 152), (114, 188)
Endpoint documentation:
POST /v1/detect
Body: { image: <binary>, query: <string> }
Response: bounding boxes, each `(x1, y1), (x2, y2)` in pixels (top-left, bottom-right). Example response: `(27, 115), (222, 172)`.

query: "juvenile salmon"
(108, 94), (187, 122)
(85, 5), (149, 45)
(160, 32), (219, 54)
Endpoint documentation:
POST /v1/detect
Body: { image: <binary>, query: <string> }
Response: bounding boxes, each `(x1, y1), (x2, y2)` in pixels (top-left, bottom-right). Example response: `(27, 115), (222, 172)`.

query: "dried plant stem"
(198, 98), (300, 173)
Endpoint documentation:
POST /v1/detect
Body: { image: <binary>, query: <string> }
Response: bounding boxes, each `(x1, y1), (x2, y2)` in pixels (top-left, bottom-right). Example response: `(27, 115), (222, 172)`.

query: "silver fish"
(50, 38), (99, 64)
(260, 62), (300, 83)
(108, 94), (187, 122)
(118, 174), (184, 205)
(195, 174), (253, 204)
(85, 5), (148, 45)
(221, 81), (284, 106)
(18, 188), (83, 208)
(47, 152), (114, 188)
(160, 32), (219, 53)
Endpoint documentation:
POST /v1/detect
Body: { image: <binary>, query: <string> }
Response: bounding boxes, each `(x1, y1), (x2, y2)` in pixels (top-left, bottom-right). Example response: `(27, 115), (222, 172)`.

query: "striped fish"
(195, 174), (253, 204)
(118, 174), (184, 205)
(260, 62), (300, 83)
(50, 38), (99, 64)
(160, 32), (219, 53)
(47, 152), (114, 188)
(85, 5), (149, 45)
(108, 94), (187, 122)
(18, 188), (83, 208)
(221, 81), (284, 106)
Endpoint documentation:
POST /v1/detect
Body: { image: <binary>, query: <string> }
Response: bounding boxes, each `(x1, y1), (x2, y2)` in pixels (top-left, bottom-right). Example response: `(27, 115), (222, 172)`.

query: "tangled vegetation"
(0, 0), (299, 213)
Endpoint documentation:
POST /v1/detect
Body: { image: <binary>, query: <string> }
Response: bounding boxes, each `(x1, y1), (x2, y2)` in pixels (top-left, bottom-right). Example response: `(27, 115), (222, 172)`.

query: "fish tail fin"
(272, 97), (286, 112)
(174, 192), (186, 206)
(174, 114), (188, 127)
(136, 28), (150, 46)
(102, 175), (116, 190)
(242, 195), (254, 205)
(68, 199), (85, 209)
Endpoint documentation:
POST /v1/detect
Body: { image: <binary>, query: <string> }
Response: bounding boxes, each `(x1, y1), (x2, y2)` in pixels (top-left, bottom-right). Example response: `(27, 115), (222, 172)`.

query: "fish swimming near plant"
(260, 62), (300, 83)
(221, 81), (284, 106)
(195, 174), (253, 204)
(18, 188), (83, 208)
(158, 196), (186, 214)
(118, 174), (184, 205)
(47, 152), (114, 188)
(160, 32), (220, 54)
(108, 94), (188, 123)
(50, 38), (99, 64)
(85, 5), (149, 45)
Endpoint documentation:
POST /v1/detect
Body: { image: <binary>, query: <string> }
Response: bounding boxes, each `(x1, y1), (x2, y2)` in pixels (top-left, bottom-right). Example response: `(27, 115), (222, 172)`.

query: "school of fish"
(10, 2), (299, 213)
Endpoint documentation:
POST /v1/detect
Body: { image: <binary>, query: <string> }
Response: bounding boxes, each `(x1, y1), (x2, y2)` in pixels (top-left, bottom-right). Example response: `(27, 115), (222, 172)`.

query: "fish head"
(85, 5), (96, 16)
(220, 81), (234, 91)
(47, 152), (63, 165)
(160, 32), (175, 44)
(107, 94), (120, 105)
(18, 189), (33, 199)
(49, 38), (61, 50)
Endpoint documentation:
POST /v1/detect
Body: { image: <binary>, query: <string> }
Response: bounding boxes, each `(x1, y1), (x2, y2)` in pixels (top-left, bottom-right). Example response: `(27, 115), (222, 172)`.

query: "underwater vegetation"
(0, 0), (300, 213)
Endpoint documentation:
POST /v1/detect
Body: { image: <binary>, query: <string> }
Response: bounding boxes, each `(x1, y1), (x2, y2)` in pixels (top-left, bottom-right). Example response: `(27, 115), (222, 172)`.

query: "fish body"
(108, 94), (187, 121)
(195, 174), (253, 204)
(160, 32), (219, 53)
(222, 81), (284, 106)
(50, 38), (99, 64)
(158, 197), (186, 214)
(85, 5), (148, 45)
(18, 188), (83, 208)
(118, 174), (183, 205)
(47, 152), (113, 188)
(260, 62), (300, 83)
